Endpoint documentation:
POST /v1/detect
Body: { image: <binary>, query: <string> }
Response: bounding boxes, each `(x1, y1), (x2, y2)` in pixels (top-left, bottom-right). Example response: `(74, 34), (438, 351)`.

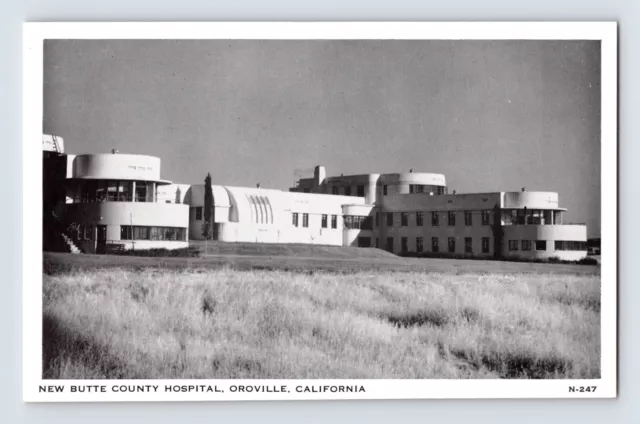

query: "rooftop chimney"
(111, 148), (119, 154)
(522, 187), (527, 192)
(313, 166), (326, 191)
(409, 168), (413, 173)
(256, 183), (261, 189)
(452, 190), (457, 195)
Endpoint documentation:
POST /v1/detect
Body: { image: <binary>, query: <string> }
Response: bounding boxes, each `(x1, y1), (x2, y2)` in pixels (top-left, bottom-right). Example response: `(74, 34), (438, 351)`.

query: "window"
(482, 237), (490, 253)
(448, 237), (456, 253)
(292, 213), (299, 227)
(195, 207), (203, 220)
(416, 237), (424, 253)
(555, 241), (588, 251)
(416, 212), (424, 227)
(465, 237), (473, 253)
(331, 215), (337, 229)
(321, 214), (328, 228)
(358, 237), (371, 247)
(135, 181), (149, 202)
(509, 240), (519, 251)
(401, 212), (408, 227)
(345, 186), (351, 196)
(343, 216), (372, 230)
(375, 212), (379, 227)
(357, 185), (364, 197)
(464, 211), (472, 226)
(120, 226), (186, 241)
(401, 237), (408, 254)
(332, 186), (339, 195)
(482, 210), (491, 226)
(409, 184), (414, 194)
(386, 237), (394, 252)
(386, 212), (393, 226)
(432, 237), (439, 253)
(522, 240), (532, 251)
(535, 240), (547, 251)
(302, 213), (309, 228)
(431, 211), (440, 226)
(383, 185), (388, 195)
(448, 211), (456, 226)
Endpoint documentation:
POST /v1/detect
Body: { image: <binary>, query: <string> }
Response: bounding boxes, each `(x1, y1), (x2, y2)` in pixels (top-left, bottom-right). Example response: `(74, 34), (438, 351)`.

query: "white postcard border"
(23, 22), (618, 402)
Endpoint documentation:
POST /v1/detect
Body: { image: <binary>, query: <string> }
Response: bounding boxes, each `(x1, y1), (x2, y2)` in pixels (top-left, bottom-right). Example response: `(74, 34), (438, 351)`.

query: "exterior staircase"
(60, 233), (82, 254)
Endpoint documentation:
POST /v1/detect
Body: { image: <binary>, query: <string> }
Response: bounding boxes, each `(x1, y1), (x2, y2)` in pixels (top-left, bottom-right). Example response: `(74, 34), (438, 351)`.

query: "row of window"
(344, 215), (373, 230)
(120, 226), (187, 241)
(326, 184), (447, 197)
(507, 240), (588, 252)
(74, 224), (94, 241)
(508, 240), (545, 251)
(555, 241), (588, 251)
(71, 180), (156, 204)
(408, 185), (447, 195)
(292, 213), (340, 229)
(376, 210), (492, 228)
(331, 185), (366, 197)
(374, 236), (492, 254)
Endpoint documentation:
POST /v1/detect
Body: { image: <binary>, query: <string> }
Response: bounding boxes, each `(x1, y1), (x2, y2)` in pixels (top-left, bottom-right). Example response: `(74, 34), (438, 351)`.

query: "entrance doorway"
(96, 225), (107, 254)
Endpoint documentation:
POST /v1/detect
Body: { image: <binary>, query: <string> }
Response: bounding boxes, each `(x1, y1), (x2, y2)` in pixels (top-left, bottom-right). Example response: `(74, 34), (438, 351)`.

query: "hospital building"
(42, 134), (588, 260)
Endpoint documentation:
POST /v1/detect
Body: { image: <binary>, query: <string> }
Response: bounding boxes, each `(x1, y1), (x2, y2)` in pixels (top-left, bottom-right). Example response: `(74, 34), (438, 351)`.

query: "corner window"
(386, 212), (393, 226)
(357, 185), (364, 197)
(345, 186), (351, 196)
(292, 213), (299, 227)
(535, 240), (547, 251)
(383, 185), (388, 196)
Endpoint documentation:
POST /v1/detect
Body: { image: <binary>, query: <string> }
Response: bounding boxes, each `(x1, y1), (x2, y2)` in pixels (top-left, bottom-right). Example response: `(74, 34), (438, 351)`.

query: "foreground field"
(44, 250), (599, 276)
(43, 266), (600, 379)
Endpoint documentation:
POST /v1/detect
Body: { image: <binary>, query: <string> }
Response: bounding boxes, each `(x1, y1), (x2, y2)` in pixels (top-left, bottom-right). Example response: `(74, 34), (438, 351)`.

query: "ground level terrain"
(42, 248), (600, 379)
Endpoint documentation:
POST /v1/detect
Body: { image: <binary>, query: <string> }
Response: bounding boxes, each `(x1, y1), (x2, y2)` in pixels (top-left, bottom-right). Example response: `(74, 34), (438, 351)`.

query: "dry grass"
(43, 267), (600, 379)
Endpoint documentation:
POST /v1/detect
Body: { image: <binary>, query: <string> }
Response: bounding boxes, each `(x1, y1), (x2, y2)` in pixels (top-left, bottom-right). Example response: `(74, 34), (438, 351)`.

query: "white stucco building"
(44, 135), (588, 260)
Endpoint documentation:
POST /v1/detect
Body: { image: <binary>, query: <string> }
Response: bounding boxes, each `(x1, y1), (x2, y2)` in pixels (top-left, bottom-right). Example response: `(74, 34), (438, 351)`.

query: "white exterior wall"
(188, 185), (363, 245)
(502, 224), (588, 260)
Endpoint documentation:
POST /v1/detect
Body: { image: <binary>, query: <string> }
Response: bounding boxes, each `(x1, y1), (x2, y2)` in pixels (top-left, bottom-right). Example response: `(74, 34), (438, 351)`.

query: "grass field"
(42, 251), (600, 379)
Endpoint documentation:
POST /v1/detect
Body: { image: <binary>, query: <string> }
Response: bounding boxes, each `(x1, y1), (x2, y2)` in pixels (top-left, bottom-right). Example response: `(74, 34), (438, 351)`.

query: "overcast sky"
(43, 40), (601, 236)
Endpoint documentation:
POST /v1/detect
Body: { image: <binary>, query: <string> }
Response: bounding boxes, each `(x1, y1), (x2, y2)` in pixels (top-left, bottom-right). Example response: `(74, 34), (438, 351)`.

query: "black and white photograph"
(24, 22), (617, 401)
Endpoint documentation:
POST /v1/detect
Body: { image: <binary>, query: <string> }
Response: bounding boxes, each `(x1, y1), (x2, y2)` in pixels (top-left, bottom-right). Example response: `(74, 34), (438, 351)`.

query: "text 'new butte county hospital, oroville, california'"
(42, 134), (588, 260)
